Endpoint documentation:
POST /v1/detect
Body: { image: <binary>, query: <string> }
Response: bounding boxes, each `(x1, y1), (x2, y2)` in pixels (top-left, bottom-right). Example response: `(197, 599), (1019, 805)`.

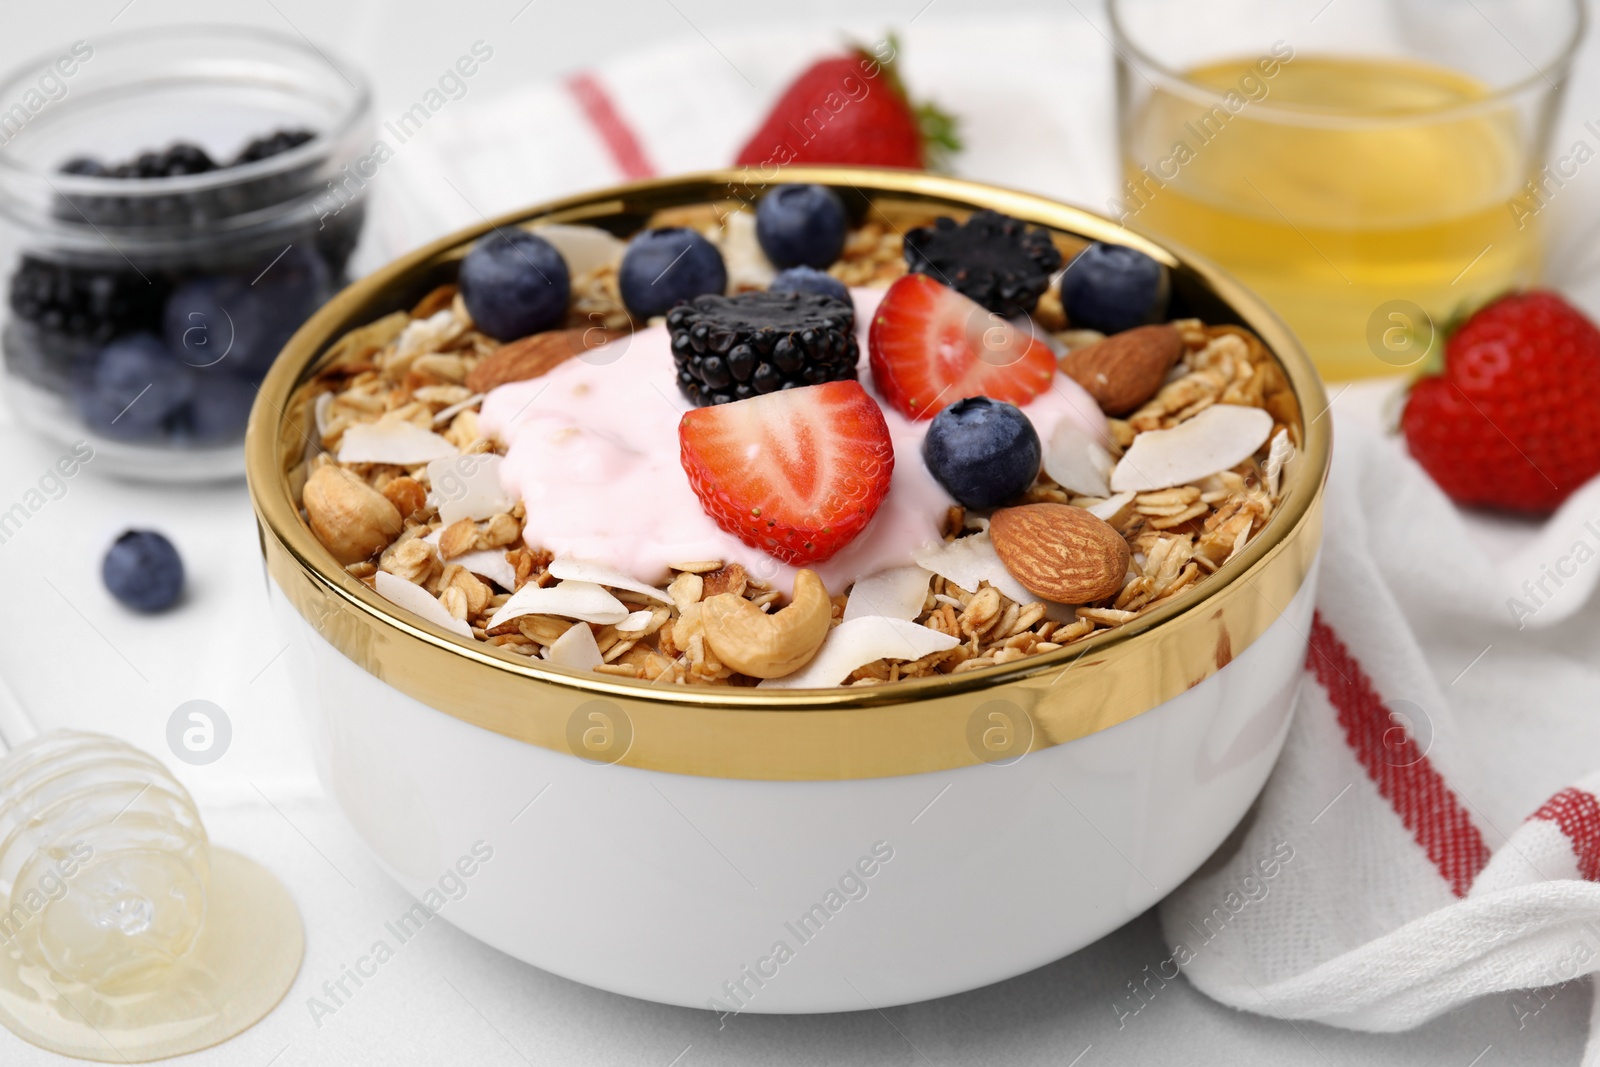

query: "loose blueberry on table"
(102, 530), (185, 613)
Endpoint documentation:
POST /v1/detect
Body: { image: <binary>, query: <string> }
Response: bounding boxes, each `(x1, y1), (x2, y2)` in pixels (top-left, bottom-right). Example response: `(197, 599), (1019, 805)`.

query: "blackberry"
(113, 143), (219, 179)
(668, 291), (858, 406)
(903, 210), (1064, 319)
(233, 128), (316, 165)
(54, 131), (319, 228)
(8, 256), (167, 344)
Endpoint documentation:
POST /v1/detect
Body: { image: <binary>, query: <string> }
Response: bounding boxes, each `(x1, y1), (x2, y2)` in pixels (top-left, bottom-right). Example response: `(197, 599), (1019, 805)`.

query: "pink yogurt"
(479, 287), (1108, 593)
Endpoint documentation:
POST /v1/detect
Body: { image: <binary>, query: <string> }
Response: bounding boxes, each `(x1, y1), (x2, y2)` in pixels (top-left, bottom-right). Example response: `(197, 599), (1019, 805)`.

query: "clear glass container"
(0, 25), (373, 481)
(1109, 0), (1584, 381)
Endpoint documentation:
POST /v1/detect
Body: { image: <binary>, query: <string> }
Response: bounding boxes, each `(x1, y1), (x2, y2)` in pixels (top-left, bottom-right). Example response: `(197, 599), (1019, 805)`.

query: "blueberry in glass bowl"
(0, 26), (374, 482)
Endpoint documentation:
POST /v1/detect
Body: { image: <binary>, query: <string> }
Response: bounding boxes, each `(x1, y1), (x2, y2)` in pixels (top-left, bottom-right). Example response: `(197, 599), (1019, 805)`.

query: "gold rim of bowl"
(246, 167), (1331, 782)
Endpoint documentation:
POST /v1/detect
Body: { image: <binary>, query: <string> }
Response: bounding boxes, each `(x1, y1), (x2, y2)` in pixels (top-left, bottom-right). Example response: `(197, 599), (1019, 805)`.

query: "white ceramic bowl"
(249, 169), (1328, 1013)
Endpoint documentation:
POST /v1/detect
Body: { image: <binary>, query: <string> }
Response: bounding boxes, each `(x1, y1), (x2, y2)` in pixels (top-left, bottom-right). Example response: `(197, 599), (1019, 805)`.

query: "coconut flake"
(1086, 491), (1136, 526)
(421, 529), (517, 590)
(616, 609), (655, 633)
(1111, 404), (1274, 493)
(426, 453), (513, 524)
(338, 419), (459, 465)
(532, 224), (625, 275)
(711, 209), (776, 291)
(912, 533), (1035, 605)
(373, 571), (474, 639)
(544, 621), (603, 670)
(1264, 428), (1293, 497)
(759, 617), (959, 689)
(432, 392), (486, 427)
(314, 391), (335, 440)
(484, 580), (630, 630)
(843, 566), (932, 623)
(548, 557), (672, 604)
(394, 309), (462, 365)
(1043, 418), (1115, 497)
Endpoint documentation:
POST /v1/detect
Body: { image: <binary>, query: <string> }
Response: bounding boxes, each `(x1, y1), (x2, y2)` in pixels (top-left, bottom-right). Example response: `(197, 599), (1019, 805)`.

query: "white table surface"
(1, 1), (1597, 1064)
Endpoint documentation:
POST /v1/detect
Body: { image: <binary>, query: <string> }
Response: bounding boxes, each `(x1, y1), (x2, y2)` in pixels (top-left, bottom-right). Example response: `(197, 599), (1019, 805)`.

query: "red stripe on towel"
(1306, 613), (1489, 897)
(565, 72), (657, 180)
(1529, 788), (1600, 882)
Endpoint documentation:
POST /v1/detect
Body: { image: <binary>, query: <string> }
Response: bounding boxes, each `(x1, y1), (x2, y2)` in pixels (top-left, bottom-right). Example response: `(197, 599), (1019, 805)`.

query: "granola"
(292, 209), (1299, 688)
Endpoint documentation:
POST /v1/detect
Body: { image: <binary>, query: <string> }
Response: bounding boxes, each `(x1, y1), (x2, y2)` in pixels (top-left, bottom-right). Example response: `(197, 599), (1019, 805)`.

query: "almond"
(465, 327), (626, 393)
(989, 503), (1129, 604)
(1058, 324), (1182, 416)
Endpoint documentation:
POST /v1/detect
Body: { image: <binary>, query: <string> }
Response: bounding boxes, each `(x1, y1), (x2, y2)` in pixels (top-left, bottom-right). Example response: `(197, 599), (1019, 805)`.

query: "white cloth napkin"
(1156, 420), (1600, 1064)
(388, 13), (1600, 1061)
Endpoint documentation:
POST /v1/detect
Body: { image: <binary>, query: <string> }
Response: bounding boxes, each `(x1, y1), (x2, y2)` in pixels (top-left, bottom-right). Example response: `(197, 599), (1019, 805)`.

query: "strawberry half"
(679, 380), (895, 565)
(868, 273), (1058, 421)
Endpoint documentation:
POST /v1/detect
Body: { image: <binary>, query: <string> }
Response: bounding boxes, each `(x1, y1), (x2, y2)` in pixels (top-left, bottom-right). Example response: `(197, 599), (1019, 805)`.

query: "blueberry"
(165, 247), (330, 379)
(74, 333), (193, 441)
(922, 397), (1041, 510)
(770, 265), (852, 308)
(177, 372), (258, 444)
(458, 230), (571, 341)
(618, 227), (727, 320)
(102, 530), (185, 613)
(755, 184), (847, 269)
(1059, 243), (1170, 335)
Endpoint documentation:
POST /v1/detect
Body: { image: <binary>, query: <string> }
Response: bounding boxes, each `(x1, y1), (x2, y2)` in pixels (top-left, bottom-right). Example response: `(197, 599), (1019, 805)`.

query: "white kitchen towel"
(388, 12), (1600, 1061)
(1155, 421), (1600, 1065)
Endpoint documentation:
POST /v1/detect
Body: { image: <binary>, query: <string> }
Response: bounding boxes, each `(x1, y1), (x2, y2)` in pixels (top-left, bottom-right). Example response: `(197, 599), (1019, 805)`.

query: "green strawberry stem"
(851, 30), (963, 172)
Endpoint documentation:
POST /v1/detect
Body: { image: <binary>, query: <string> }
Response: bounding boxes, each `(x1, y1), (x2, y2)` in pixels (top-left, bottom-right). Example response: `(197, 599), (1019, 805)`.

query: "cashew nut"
(700, 569), (832, 679)
(303, 463), (403, 564)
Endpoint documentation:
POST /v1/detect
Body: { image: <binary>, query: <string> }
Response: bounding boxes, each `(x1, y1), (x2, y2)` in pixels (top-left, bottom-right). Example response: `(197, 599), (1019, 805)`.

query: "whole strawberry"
(1402, 291), (1600, 514)
(734, 37), (959, 171)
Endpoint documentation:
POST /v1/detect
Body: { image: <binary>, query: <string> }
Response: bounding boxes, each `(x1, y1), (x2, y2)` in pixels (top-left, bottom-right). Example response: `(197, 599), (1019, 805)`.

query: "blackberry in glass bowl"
(0, 26), (374, 481)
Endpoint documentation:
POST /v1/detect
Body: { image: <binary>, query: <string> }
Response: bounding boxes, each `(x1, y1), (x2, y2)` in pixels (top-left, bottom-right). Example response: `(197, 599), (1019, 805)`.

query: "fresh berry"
(179, 372), (259, 444)
(733, 38), (961, 170)
(922, 397), (1041, 509)
(101, 143), (218, 179)
(233, 128), (316, 165)
(8, 256), (168, 344)
(618, 227), (727, 321)
(771, 265), (852, 308)
(678, 380), (894, 565)
(73, 333), (194, 440)
(1059, 243), (1170, 334)
(164, 246), (330, 377)
(459, 229), (571, 340)
(903, 211), (1063, 319)
(102, 530), (185, 613)
(1402, 291), (1600, 514)
(755, 184), (847, 269)
(868, 273), (1058, 421)
(668, 290), (857, 406)
(60, 157), (107, 177)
